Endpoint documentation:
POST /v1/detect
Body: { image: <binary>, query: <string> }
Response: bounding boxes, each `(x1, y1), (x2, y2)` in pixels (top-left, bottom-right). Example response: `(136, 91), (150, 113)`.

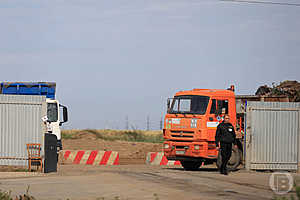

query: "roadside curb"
(146, 152), (181, 166)
(60, 150), (119, 165)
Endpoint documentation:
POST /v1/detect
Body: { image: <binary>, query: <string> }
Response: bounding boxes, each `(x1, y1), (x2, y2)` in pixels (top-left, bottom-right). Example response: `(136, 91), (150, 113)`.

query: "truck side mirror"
(63, 106), (68, 123)
(59, 104), (68, 125)
(167, 98), (171, 110)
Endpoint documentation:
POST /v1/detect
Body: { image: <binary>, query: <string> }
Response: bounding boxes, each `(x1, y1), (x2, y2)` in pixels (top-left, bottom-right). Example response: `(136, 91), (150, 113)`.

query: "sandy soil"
(62, 132), (163, 164)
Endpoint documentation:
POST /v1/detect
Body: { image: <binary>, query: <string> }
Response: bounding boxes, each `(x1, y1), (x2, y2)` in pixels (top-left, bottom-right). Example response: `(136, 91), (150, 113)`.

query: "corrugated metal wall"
(0, 95), (46, 166)
(246, 102), (300, 170)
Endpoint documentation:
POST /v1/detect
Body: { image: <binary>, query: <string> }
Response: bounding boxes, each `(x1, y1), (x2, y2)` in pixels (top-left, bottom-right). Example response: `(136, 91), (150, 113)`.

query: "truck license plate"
(176, 150), (185, 155)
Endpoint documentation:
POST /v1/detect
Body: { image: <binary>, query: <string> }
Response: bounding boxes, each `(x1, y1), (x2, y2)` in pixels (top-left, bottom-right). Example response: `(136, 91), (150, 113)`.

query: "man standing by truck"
(215, 114), (237, 175)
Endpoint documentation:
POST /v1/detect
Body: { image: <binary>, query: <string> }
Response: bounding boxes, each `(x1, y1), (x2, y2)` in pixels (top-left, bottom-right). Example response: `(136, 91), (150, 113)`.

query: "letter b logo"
(269, 172), (293, 195)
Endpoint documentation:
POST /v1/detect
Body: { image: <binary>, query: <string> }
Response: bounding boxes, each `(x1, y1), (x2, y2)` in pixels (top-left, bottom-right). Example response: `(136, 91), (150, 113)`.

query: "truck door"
(207, 98), (229, 141)
(46, 101), (61, 149)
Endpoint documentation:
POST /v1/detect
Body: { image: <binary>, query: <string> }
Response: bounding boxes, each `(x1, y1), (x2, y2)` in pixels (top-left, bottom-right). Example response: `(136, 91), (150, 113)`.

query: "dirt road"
(0, 164), (291, 200)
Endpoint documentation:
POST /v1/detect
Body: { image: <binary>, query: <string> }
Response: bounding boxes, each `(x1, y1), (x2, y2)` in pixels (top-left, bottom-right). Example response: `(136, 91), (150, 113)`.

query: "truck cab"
(163, 88), (242, 170)
(46, 98), (68, 150)
(0, 82), (68, 150)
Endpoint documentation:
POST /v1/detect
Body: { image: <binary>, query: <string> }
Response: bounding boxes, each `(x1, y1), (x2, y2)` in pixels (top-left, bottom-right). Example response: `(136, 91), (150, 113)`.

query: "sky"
(0, 0), (300, 130)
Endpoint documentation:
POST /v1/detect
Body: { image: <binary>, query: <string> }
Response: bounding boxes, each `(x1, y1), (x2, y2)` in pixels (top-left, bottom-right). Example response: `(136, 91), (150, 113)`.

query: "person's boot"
(220, 168), (224, 174)
(223, 167), (228, 175)
(220, 165), (225, 174)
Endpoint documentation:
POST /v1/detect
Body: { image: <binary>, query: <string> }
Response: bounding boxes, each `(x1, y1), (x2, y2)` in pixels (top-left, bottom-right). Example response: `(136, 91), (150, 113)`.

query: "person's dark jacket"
(215, 121), (237, 147)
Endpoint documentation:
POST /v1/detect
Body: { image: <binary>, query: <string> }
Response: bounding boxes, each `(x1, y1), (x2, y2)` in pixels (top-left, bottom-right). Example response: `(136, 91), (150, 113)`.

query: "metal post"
(297, 108), (300, 173)
(245, 106), (252, 171)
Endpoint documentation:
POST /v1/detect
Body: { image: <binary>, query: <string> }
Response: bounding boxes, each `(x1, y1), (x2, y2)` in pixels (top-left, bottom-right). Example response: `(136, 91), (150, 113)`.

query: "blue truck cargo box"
(0, 82), (56, 99)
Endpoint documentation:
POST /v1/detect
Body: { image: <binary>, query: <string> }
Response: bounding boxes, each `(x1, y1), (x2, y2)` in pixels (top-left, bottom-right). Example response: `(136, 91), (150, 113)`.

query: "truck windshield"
(169, 95), (210, 115)
(47, 103), (58, 122)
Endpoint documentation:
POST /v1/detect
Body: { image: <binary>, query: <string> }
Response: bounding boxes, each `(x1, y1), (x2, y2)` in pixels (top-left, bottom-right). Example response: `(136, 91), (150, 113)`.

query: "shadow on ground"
(164, 167), (241, 173)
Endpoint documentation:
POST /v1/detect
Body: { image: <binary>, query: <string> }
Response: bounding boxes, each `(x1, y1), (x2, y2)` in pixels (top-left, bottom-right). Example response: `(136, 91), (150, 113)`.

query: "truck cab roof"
(175, 89), (235, 98)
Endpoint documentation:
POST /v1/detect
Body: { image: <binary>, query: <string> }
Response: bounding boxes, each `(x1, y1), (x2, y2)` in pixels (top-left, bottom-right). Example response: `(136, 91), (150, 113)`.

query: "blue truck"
(0, 82), (68, 150)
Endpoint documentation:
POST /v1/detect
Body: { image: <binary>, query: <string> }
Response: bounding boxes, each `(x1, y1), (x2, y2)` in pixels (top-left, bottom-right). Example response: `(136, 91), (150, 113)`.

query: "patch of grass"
(95, 195), (159, 200)
(1, 187), (159, 200)
(153, 193), (160, 200)
(0, 186), (36, 200)
(61, 129), (164, 143)
(61, 131), (77, 139)
(273, 182), (300, 200)
(0, 166), (28, 172)
(0, 189), (12, 200)
(14, 168), (29, 172)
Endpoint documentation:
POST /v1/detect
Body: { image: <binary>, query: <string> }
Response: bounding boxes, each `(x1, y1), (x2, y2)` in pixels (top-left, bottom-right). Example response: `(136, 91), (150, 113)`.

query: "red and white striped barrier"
(61, 150), (119, 165)
(146, 152), (181, 166)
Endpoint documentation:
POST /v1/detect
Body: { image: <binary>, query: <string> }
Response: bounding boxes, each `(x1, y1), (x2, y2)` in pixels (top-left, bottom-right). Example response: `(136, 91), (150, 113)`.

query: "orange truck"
(163, 86), (244, 171)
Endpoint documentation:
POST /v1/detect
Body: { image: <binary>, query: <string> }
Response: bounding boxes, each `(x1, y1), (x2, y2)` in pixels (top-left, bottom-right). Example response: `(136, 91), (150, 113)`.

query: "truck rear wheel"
(180, 161), (203, 171)
(217, 147), (241, 171)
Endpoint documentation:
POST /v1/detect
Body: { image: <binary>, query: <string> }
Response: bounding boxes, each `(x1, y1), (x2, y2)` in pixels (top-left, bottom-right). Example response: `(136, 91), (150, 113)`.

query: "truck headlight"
(194, 145), (200, 150)
(164, 144), (170, 149)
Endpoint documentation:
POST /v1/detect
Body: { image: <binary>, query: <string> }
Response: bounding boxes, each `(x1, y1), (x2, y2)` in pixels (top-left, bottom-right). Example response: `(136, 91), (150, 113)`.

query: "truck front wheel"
(180, 161), (203, 171)
(217, 147), (241, 171)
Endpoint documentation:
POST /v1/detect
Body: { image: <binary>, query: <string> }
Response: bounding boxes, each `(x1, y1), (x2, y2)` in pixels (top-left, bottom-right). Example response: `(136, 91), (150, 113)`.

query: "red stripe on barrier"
(160, 155), (169, 165)
(174, 161), (181, 165)
(99, 151), (112, 165)
(150, 152), (158, 163)
(73, 151), (85, 164)
(64, 150), (71, 160)
(86, 151), (98, 165)
(113, 154), (119, 165)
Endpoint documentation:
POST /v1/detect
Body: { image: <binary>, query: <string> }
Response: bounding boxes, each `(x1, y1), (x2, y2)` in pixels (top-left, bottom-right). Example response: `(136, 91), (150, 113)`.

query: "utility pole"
(160, 117), (163, 130)
(125, 116), (129, 130)
(146, 115), (150, 131)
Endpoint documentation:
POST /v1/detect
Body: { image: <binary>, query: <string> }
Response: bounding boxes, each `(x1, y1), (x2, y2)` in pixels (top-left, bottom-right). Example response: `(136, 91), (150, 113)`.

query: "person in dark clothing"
(215, 114), (237, 175)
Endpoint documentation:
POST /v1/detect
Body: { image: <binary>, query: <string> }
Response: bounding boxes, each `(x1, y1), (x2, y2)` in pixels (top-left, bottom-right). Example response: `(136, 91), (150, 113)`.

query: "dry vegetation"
(61, 129), (164, 143)
(0, 166), (28, 172)
(0, 186), (36, 200)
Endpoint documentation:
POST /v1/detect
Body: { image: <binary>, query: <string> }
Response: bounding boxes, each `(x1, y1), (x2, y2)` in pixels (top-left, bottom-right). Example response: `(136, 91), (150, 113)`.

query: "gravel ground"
(1, 164), (298, 200)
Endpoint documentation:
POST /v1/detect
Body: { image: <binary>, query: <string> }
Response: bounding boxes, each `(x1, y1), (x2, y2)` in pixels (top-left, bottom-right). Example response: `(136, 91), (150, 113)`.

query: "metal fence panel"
(0, 95), (46, 166)
(246, 102), (300, 170)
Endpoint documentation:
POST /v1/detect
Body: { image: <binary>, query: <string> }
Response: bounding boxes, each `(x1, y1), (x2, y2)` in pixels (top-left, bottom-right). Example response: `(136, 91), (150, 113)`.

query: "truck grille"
(208, 143), (216, 149)
(171, 134), (193, 138)
(170, 130), (194, 139)
(170, 130), (194, 134)
(175, 146), (189, 149)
